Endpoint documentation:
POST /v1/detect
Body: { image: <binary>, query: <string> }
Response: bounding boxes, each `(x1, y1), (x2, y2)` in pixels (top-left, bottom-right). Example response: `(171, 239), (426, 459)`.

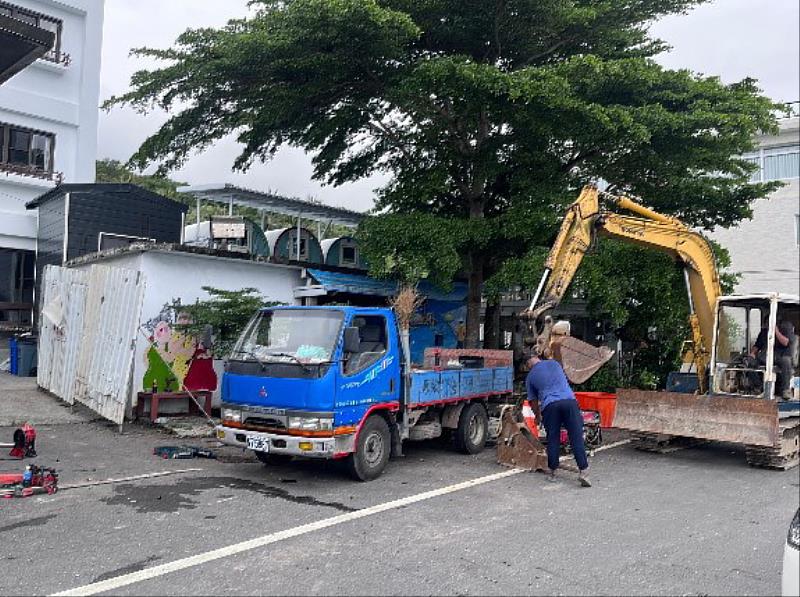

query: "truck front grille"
(244, 417), (286, 429)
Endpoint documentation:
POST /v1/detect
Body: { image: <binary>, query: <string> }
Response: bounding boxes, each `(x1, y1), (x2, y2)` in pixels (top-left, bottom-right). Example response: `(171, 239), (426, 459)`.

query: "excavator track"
(745, 417), (800, 470)
(631, 432), (708, 453)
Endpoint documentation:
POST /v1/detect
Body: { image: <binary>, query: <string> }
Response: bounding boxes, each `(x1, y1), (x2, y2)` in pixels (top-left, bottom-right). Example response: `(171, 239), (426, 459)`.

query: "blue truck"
(216, 306), (516, 480)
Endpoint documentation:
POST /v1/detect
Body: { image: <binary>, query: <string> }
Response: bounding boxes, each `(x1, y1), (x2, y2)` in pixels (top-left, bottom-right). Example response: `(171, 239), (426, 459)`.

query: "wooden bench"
(136, 391), (213, 422)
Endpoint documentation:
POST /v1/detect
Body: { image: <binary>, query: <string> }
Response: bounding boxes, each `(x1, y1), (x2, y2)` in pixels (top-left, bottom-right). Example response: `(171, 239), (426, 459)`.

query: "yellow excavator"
(503, 184), (799, 470)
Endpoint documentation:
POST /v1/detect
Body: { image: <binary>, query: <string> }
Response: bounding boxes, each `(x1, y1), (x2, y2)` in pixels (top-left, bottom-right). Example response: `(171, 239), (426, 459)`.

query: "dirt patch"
(101, 476), (357, 514)
(92, 555), (161, 583)
(0, 514), (57, 534)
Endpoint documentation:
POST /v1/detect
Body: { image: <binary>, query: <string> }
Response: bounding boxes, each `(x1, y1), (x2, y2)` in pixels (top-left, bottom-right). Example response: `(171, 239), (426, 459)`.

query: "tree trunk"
(483, 300), (501, 349)
(465, 252), (484, 348)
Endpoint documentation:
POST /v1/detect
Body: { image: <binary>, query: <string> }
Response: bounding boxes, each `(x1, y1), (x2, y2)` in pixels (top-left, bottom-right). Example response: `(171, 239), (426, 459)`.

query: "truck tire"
(254, 451), (293, 466)
(454, 402), (488, 454)
(347, 415), (391, 481)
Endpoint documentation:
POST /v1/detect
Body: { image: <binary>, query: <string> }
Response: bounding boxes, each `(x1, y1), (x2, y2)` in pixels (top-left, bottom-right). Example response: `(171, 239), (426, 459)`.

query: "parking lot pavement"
(1, 418), (797, 597)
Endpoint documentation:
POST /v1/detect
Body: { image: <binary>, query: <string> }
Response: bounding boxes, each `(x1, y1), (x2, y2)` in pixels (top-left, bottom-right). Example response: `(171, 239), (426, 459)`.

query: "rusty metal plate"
(614, 389), (779, 447)
(496, 409), (548, 471)
(551, 336), (615, 384)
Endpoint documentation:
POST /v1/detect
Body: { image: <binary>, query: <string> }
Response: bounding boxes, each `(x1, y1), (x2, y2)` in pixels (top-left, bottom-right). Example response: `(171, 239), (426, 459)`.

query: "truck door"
(336, 312), (401, 426)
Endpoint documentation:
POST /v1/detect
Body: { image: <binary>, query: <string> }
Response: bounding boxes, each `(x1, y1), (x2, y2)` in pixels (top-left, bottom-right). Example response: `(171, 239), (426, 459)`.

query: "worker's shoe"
(545, 470), (558, 483)
(578, 470), (592, 487)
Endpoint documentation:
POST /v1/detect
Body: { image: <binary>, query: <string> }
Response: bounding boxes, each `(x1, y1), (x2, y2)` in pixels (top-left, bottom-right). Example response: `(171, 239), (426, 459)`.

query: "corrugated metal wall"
(38, 264), (146, 424)
(37, 266), (90, 404)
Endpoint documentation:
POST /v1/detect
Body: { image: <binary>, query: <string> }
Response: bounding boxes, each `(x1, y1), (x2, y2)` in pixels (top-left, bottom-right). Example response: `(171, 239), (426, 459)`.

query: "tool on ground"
(0, 423), (37, 459)
(153, 445), (216, 460)
(496, 406), (548, 471)
(0, 464), (58, 498)
(560, 410), (602, 453)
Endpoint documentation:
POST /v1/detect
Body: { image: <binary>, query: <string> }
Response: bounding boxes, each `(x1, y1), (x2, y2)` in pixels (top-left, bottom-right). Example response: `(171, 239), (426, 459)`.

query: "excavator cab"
(712, 295), (800, 401)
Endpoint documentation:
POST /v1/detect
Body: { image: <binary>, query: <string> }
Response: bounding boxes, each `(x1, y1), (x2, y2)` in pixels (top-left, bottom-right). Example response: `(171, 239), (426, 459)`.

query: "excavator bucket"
(551, 336), (615, 384)
(614, 388), (781, 447)
(496, 407), (548, 471)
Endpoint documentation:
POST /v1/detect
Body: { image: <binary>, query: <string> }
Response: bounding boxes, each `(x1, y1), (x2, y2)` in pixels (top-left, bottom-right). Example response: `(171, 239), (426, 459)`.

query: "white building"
(0, 0), (104, 329)
(711, 115), (800, 295)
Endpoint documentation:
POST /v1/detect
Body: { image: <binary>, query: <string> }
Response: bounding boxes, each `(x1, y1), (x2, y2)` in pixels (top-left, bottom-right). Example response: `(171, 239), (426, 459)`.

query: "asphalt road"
(1, 419), (798, 596)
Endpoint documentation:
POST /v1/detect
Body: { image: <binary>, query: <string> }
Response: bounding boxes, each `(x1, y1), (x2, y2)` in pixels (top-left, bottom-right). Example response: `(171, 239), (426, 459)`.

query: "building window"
(742, 144), (800, 183)
(341, 245), (357, 266)
(289, 234), (308, 260)
(0, 1), (66, 64)
(0, 248), (35, 329)
(0, 122), (56, 179)
(763, 145), (800, 181)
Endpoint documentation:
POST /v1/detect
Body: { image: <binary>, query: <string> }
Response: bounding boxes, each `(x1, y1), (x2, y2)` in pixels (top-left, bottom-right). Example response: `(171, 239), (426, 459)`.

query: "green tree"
(174, 286), (279, 358)
(105, 0), (782, 348)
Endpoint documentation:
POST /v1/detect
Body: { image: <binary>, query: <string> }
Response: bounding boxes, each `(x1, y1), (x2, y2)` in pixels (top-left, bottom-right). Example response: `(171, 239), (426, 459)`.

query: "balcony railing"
(0, 161), (62, 183)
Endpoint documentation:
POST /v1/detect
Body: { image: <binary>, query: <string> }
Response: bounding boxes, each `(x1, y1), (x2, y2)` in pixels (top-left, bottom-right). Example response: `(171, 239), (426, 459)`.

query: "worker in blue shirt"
(526, 353), (591, 487)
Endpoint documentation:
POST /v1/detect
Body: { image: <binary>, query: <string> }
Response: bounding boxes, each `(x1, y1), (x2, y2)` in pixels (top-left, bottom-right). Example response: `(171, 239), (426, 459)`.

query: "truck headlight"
(287, 416), (333, 431)
(221, 408), (242, 423)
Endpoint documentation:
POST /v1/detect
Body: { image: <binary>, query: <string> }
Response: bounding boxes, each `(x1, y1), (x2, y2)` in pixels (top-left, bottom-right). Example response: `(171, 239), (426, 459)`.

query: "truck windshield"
(231, 309), (344, 365)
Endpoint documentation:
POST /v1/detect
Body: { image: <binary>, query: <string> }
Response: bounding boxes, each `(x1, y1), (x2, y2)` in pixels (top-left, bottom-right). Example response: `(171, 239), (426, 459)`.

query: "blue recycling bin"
(8, 336), (18, 375)
(16, 338), (37, 377)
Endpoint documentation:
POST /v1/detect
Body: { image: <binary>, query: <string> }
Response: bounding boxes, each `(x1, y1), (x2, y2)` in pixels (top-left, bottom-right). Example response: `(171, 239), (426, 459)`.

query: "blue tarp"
(306, 269), (468, 302)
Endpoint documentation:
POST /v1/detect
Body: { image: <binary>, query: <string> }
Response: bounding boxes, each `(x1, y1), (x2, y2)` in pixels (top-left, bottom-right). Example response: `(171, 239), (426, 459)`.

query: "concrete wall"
(0, 0), (104, 251)
(70, 249), (303, 410)
(710, 117), (800, 295)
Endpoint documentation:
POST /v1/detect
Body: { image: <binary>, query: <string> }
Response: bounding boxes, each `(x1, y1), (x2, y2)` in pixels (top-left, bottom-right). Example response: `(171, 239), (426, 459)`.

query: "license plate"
(246, 434), (270, 452)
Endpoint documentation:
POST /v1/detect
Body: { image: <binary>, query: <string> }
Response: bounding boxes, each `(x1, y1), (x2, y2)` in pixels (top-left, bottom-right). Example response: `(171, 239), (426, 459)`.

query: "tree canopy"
(106, 0), (782, 352)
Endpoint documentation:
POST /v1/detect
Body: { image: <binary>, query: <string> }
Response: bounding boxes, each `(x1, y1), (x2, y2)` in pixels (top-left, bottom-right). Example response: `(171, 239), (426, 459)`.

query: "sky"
(97, 0), (800, 213)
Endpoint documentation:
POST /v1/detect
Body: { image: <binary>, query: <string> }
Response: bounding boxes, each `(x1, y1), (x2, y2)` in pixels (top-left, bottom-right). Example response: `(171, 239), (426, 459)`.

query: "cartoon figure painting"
(142, 307), (218, 393)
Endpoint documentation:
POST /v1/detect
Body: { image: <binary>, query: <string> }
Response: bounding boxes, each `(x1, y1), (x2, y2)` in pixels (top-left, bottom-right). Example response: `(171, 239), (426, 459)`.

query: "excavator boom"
(523, 185), (721, 392)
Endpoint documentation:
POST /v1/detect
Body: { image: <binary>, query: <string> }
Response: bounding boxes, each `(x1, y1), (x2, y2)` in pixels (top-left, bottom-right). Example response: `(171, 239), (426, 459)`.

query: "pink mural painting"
(142, 308), (218, 393)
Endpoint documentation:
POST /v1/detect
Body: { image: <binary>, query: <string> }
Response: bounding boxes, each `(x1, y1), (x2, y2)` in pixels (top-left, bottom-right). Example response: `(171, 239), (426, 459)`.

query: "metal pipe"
(528, 269), (551, 312)
(196, 197), (201, 225)
(615, 195), (678, 226)
(683, 268), (696, 314)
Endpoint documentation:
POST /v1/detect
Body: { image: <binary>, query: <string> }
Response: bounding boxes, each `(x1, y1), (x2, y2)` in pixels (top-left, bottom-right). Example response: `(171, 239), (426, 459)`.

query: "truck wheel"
(254, 452), (293, 466)
(454, 402), (488, 454)
(347, 415), (390, 481)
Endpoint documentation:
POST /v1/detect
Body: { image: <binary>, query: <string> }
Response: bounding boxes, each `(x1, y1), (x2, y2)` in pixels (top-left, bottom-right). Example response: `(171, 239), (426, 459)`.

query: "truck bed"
(409, 366), (514, 405)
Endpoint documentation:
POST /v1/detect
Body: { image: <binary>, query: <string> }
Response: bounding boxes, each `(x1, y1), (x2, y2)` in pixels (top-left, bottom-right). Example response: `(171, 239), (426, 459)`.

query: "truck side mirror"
(343, 327), (361, 354)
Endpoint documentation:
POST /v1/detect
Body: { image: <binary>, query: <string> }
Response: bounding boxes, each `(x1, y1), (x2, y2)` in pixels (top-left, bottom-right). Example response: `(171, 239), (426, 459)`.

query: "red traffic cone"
(521, 399), (539, 437)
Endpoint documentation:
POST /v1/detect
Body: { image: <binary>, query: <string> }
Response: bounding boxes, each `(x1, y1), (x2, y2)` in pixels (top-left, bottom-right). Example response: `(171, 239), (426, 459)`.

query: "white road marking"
(59, 469), (204, 491)
(52, 439), (632, 596)
(52, 468), (522, 596)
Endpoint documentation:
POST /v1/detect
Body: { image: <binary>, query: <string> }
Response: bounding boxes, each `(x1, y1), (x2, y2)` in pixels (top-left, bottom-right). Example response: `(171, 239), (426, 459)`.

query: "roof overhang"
(178, 184), (365, 228)
(0, 14), (55, 85)
(297, 269), (468, 302)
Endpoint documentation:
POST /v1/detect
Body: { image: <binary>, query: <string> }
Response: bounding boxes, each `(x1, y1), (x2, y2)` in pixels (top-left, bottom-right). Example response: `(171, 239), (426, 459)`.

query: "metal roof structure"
(177, 183), (365, 228)
(0, 13), (55, 85)
(297, 269), (468, 302)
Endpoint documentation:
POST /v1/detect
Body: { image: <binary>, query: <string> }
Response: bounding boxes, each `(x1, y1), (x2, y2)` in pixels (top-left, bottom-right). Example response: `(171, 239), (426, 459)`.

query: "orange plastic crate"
(575, 391), (617, 428)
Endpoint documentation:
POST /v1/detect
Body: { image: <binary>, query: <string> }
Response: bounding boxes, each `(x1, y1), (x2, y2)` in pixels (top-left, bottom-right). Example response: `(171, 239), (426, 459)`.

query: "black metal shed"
(26, 183), (188, 298)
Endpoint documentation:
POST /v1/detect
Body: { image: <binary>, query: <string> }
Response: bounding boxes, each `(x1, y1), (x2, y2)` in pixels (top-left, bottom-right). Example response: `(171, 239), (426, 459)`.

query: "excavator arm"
(525, 185), (721, 393)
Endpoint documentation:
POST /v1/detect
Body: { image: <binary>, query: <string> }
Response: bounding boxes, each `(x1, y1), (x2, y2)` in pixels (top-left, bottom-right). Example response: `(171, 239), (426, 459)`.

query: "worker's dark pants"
(542, 399), (589, 472)
(757, 353), (793, 395)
